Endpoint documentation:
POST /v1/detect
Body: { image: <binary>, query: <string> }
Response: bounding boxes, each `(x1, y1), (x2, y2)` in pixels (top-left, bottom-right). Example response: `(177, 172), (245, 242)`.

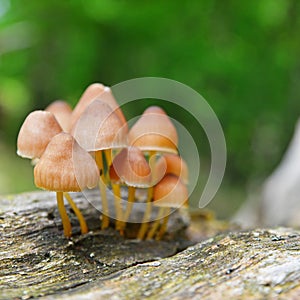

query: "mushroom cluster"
(17, 83), (189, 240)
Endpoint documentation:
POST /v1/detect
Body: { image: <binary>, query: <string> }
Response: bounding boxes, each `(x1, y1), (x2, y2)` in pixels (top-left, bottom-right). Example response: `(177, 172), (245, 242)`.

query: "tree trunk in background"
(233, 119), (300, 228)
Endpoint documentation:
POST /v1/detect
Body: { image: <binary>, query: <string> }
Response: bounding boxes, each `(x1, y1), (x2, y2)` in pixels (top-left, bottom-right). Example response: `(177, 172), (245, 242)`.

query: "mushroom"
(137, 153), (189, 240)
(129, 106), (178, 154)
(109, 146), (151, 233)
(45, 100), (72, 132)
(70, 83), (127, 131)
(129, 106), (179, 239)
(34, 132), (99, 237)
(17, 110), (63, 161)
(146, 174), (188, 240)
(72, 100), (127, 229)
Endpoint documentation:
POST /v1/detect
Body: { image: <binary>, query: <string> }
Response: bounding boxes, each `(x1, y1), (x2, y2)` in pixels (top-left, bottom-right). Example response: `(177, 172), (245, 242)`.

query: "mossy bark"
(1, 191), (300, 299)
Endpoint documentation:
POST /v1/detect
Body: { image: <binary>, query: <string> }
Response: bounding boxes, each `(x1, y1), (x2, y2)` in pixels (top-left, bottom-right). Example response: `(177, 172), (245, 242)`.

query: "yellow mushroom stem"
(104, 149), (124, 232)
(104, 149), (112, 184)
(120, 186), (135, 231)
(63, 192), (88, 234)
(104, 149), (112, 167)
(56, 191), (72, 237)
(155, 207), (171, 240)
(137, 150), (156, 239)
(136, 187), (153, 240)
(112, 183), (123, 232)
(95, 150), (110, 229)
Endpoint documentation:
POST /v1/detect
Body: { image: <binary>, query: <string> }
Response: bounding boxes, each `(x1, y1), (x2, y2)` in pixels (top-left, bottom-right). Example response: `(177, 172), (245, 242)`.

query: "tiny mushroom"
(17, 110), (62, 161)
(109, 146), (151, 233)
(129, 106), (179, 239)
(146, 174), (188, 240)
(70, 83), (127, 132)
(129, 106), (178, 154)
(72, 100), (127, 229)
(34, 132), (99, 237)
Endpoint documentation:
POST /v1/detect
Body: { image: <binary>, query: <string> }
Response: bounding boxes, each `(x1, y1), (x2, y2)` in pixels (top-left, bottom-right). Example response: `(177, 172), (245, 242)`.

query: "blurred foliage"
(0, 0), (300, 215)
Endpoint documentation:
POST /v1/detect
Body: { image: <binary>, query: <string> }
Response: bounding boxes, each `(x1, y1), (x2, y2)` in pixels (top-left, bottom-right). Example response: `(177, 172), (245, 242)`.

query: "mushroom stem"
(104, 149), (123, 232)
(95, 151), (110, 229)
(64, 192), (88, 234)
(104, 149), (112, 184)
(146, 206), (165, 240)
(155, 207), (170, 240)
(121, 186), (135, 230)
(104, 149), (112, 167)
(137, 150), (156, 239)
(137, 187), (153, 240)
(112, 183), (123, 232)
(56, 191), (72, 237)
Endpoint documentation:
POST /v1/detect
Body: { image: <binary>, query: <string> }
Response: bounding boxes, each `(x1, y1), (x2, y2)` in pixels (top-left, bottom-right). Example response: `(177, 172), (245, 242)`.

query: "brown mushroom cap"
(70, 83), (127, 132)
(17, 110), (63, 159)
(72, 100), (127, 152)
(34, 132), (99, 192)
(153, 174), (188, 208)
(154, 154), (189, 184)
(129, 106), (178, 154)
(96, 87), (127, 131)
(70, 83), (105, 128)
(109, 146), (151, 188)
(45, 100), (72, 132)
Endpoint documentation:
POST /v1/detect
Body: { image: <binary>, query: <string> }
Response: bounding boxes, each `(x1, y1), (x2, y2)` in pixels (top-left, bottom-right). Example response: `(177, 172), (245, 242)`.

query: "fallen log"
(1, 191), (299, 299)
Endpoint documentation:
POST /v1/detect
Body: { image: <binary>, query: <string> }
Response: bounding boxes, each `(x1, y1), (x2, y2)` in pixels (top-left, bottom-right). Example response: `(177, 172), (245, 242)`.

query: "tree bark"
(1, 191), (299, 299)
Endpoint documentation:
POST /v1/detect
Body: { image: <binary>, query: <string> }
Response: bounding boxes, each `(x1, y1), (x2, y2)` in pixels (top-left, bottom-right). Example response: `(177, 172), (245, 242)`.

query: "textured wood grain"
(1, 191), (299, 299)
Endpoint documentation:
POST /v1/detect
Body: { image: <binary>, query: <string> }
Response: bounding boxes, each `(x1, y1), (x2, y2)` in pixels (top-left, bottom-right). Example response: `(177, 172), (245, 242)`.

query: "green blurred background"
(1, 0), (300, 218)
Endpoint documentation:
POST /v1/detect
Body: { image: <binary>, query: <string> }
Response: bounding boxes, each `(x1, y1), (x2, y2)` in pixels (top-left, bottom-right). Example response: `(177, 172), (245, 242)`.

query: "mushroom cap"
(34, 132), (99, 192)
(109, 146), (151, 188)
(70, 83), (105, 128)
(154, 154), (189, 184)
(96, 87), (128, 131)
(129, 106), (178, 154)
(45, 100), (72, 132)
(72, 100), (127, 152)
(17, 110), (63, 159)
(70, 84), (127, 132)
(153, 174), (188, 208)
